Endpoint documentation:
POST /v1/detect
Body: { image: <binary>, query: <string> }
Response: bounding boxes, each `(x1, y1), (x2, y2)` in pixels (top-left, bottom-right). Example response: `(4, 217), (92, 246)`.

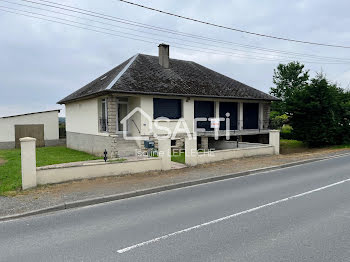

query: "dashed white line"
(117, 177), (350, 254)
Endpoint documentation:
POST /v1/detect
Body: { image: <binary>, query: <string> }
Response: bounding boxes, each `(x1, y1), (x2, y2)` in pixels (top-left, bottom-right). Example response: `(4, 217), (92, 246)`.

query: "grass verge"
(330, 144), (350, 149)
(280, 139), (350, 154)
(171, 151), (185, 164)
(0, 146), (102, 195)
(280, 139), (307, 154)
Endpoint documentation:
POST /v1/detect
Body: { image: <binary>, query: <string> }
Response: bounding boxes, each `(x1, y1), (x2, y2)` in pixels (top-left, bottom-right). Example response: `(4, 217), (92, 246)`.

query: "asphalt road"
(1, 154), (350, 262)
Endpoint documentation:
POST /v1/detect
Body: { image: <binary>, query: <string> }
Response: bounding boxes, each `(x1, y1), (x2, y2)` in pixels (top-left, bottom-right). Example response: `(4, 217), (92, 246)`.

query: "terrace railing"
(99, 118), (108, 132)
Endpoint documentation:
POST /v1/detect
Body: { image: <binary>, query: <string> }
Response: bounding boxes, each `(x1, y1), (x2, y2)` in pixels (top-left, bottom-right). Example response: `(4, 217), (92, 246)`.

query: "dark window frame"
(194, 100), (215, 131)
(219, 102), (238, 130)
(153, 98), (182, 120)
(243, 103), (259, 129)
(100, 98), (108, 132)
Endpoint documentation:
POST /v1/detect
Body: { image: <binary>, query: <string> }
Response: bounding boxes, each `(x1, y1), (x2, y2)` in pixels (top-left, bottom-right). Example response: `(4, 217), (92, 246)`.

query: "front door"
(117, 100), (128, 132)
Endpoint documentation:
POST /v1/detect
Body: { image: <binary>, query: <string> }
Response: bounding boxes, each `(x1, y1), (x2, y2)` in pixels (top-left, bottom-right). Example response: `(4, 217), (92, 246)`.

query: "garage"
(0, 110), (60, 149)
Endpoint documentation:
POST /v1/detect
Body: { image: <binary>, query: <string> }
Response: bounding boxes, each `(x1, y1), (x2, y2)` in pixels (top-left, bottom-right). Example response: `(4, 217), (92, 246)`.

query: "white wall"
(0, 111), (59, 142)
(65, 98), (100, 135)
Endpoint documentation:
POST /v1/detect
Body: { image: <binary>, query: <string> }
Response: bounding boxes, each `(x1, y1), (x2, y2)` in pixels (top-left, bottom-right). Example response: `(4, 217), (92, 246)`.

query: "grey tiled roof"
(58, 54), (278, 103)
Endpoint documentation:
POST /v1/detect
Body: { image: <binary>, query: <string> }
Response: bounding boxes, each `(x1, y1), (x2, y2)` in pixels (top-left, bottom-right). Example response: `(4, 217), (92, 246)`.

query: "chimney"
(158, 43), (169, 69)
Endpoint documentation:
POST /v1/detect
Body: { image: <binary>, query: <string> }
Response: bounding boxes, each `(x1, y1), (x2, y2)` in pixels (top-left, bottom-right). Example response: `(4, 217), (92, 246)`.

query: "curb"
(1, 152), (350, 222)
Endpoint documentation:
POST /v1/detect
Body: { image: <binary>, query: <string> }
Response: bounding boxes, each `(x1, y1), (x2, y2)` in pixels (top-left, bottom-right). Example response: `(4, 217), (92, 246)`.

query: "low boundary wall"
(186, 130), (280, 166)
(19, 132), (279, 190)
(197, 145), (275, 165)
(20, 138), (171, 190)
(36, 158), (162, 185)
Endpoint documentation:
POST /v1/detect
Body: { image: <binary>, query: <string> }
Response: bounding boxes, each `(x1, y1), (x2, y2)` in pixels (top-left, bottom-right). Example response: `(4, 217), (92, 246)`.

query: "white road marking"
(117, 177), (350, 254)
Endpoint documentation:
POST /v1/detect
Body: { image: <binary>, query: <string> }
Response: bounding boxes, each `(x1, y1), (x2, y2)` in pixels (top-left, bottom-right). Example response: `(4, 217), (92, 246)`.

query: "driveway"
(0, 154), (349, 261)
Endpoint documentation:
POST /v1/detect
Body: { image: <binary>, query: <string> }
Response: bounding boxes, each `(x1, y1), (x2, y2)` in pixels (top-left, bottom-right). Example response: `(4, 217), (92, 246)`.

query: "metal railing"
(226, 120), (270, 131)
(99, 118), (108, 132)
(131, 119), (141, 134)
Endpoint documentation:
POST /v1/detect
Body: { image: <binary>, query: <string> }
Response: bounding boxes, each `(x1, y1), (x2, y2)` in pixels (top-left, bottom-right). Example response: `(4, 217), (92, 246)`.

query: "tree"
(270, 62), (309, 115)
(288, 74), (349, 147)
(337, 90), (350, 144)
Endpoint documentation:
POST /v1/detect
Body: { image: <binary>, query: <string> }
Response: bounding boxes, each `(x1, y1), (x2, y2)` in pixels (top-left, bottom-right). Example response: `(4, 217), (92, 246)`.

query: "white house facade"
(59, 44), (277, 157)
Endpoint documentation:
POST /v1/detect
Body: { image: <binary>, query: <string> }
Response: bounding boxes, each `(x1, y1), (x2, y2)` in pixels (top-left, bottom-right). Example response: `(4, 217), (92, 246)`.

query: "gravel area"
(1, 148), (350, 217)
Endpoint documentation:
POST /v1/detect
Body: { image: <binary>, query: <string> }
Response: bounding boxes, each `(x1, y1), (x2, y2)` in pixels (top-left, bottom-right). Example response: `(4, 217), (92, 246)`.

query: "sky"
(1, 0), (350, 117)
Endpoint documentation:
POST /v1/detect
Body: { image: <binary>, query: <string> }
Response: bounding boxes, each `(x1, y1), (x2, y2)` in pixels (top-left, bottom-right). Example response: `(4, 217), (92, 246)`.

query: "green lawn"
(0, 146), (102, 195)
(171, 151), (185, 164)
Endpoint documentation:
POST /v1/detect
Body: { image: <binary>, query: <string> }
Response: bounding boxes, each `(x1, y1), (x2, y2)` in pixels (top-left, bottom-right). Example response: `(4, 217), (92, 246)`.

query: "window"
(171, 140), (177, 146)
(100, 98), (108, 132)
(219, 102), (238, 130)
(194, 101), (214, 131)
(153, 98), (182, 119)
(243, 103), (259, 129)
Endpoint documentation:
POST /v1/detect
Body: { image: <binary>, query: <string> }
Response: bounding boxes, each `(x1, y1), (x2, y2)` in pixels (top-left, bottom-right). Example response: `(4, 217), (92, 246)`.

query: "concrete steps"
(112, 137), (139, 157)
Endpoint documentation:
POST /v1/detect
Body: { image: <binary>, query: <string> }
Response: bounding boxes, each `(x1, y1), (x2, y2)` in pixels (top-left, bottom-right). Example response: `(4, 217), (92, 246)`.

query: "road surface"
(1, 154), (350, 261)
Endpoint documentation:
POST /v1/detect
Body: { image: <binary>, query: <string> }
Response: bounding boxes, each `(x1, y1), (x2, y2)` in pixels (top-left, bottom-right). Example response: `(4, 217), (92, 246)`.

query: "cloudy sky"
(1, 0), (350, 117)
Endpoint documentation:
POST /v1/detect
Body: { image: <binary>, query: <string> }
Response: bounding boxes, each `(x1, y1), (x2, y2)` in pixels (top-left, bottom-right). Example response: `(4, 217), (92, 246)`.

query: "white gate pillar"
(185, 136), (198, 166)
(158, 138), (171, 170)
(269, 130), (280, 155)
(20, 137), (37, 190)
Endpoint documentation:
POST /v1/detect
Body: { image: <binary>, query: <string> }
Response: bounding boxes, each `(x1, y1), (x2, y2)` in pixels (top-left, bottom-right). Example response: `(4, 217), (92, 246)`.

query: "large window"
(219, 102), (238, 130)
(243, 103), (259, 129)
(153, 98), (182, 119)
(194, 101), (214, 131)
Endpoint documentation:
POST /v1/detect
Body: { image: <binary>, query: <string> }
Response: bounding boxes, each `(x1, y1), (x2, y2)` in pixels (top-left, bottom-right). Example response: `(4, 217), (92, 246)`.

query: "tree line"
(270, 62), (350, 147)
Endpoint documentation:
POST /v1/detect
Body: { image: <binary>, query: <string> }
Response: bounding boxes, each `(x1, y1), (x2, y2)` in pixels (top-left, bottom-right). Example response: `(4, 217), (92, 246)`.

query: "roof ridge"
(106, 53), (139, 90)
(190, 61), (274, 98)
(138, 53), (195, 63)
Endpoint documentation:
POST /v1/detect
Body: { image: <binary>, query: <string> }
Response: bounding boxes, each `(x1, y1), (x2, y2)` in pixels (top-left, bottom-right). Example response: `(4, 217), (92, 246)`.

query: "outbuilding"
(0, 109), (60, 149)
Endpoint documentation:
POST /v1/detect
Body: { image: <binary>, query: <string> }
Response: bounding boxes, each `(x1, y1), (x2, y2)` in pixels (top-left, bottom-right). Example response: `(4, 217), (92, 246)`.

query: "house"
(58, 44), (278, 157)
(0, 109), (60, 149)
